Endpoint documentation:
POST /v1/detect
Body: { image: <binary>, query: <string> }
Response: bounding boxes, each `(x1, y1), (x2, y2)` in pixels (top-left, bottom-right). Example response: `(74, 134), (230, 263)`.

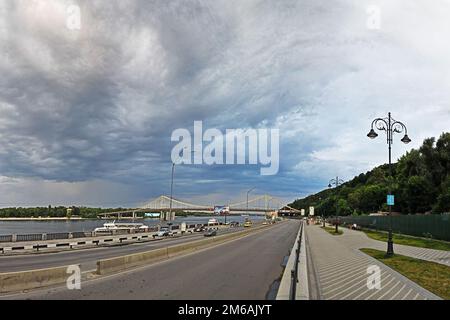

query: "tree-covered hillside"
(290, 132), (450, 216)
(0, 206), (129, 219)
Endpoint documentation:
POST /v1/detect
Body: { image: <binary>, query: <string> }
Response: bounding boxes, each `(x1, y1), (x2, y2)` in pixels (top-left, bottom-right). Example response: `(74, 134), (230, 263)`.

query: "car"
(229, 221), (240, 227)
(204, 229), (217, 237)
(262, 221), (269, 225)
(153, 227), (174, 238)
(350, 223), (361, 230)
(243, 221), (252, 228)
(194, 226), (206, 232)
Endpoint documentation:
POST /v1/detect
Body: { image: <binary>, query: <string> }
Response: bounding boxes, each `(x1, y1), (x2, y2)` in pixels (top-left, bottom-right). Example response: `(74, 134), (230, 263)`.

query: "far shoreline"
(0, 217), (89, 221)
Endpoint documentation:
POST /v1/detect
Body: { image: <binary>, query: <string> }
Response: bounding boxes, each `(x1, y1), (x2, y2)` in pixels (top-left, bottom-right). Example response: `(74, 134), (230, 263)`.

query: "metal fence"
(290, 221), (303, 300)
(0, 235), (13, 243)
(46, 233), (70, 240)
(16, 234), (43, 242)
(341, 214), (450, 241)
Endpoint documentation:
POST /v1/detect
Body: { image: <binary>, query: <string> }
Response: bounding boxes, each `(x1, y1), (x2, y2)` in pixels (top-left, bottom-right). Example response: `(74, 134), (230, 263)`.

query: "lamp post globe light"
(328, 177), (344, 233)
(367, 112), (411, 256)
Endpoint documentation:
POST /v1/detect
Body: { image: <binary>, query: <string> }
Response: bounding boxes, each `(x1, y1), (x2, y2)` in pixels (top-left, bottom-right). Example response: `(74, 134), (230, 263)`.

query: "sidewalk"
(338, 226), (450, 267)
(305, 225), (442, 300)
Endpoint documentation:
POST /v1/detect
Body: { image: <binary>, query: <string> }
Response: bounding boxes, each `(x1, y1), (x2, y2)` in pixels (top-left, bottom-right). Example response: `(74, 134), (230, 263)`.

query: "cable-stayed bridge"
(98, 194), (300, 218)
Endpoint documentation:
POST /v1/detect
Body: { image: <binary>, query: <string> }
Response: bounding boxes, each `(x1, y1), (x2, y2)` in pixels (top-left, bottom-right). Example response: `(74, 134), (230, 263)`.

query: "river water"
(0, 215), (264, 235)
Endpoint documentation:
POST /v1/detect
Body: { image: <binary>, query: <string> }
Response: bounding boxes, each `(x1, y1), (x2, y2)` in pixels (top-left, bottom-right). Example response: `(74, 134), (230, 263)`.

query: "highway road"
(0, 226), (251, 273)
(7, 219), (300, 300)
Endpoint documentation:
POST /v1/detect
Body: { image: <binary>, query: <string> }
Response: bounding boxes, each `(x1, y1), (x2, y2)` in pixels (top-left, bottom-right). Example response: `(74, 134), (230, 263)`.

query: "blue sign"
(387, 195), (395, 206)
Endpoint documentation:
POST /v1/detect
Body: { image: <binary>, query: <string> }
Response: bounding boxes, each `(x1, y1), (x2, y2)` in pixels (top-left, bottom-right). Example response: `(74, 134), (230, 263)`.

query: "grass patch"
(321, 226), (343, 235)
(363, 229), (450, 251)
(361, 248), (450, 300)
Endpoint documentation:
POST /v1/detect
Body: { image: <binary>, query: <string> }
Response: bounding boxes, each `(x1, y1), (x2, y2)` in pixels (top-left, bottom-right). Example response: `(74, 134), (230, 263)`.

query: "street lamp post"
(367, 112), (411, 256)
(317, 197), (325, 227)
(168, 149), (196, 222)
(246, 187), (255, 212)
(169, 162), (175, 221)
(328, 177), (344, 233)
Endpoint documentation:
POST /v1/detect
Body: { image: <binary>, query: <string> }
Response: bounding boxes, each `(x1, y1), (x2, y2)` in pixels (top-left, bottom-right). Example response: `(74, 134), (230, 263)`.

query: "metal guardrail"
(16, 234), (42, 242)
(0, 235), (12, 243)
(290, 221), (303, 300)
(0, 222), (225, 243)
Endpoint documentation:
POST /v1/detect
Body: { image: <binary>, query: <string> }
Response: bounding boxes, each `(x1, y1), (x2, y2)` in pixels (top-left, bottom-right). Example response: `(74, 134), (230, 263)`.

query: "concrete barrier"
(276, 221), (308, 300)
(0, 265), (78, 293)
(96, 223), (272, 275)
(96, 248), (169, 275)
(0, 231), (159, 255)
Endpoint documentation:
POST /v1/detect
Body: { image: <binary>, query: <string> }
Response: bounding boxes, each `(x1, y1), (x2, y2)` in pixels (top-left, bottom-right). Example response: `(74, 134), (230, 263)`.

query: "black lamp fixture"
(401, 134), (411, 144)
(367, 128), (378, 139)
(367, 112), (411, 256)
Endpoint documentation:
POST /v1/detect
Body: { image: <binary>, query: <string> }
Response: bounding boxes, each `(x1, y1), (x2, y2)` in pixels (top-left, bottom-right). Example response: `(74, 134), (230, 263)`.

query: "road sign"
(309, 206), (314, 216)
(387, 195), (395, 206)
(301, 209), (305, 216)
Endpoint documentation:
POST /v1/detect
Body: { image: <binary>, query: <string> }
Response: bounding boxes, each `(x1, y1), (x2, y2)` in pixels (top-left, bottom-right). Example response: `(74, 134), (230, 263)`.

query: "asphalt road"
(9, 219), (300, 300)
(0, 226), (249, 272)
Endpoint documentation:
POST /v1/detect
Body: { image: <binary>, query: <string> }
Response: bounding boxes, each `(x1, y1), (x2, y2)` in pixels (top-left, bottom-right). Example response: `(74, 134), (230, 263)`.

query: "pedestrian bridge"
(98, 194), (301, 218)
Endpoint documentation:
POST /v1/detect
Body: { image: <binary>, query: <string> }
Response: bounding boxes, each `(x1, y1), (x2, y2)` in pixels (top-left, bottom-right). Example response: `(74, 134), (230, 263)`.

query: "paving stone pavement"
(337, 226), (450, 267)
(305, 225), (443, 300)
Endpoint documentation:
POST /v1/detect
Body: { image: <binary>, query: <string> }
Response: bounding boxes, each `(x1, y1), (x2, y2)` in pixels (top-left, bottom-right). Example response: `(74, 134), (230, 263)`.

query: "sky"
(0, 0), (449, 208)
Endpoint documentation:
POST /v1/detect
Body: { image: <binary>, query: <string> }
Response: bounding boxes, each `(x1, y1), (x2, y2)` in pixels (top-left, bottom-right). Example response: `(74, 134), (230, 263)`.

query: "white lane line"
(320, 260), (370, 282)
(401, 288), (413, 300)
(318, 257), (364, 273)
(321, 267), (367, 291)
(390, 284), (406, 300)
(329, 274), (372, 300)
(377, 280), (401, 300)
(350, 270), (390, 300)
(364, 275), (395, 300)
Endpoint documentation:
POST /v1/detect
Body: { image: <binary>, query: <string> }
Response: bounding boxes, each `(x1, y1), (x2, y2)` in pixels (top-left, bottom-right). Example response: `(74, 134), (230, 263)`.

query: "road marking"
(377, 280), (401, 300)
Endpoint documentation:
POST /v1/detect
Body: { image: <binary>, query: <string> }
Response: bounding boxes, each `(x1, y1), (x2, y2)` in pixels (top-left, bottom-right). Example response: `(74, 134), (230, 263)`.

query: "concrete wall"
(0, 265), (78, 293)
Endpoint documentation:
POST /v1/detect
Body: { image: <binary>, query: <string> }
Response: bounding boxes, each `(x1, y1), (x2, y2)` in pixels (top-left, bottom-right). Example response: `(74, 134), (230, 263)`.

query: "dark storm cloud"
(0, 0), (449, 206)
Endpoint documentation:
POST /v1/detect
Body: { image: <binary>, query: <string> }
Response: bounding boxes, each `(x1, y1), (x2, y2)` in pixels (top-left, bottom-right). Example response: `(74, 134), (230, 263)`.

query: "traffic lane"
(0, 226), (247, 272)
(22, 220), (299, 300)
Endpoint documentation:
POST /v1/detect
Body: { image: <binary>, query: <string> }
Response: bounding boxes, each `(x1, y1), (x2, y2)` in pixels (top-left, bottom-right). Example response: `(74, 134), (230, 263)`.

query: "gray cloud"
(0, 0), (449, 206)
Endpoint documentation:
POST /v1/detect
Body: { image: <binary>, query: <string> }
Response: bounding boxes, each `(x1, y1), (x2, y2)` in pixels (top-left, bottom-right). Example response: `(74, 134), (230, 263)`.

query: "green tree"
(402, 175), (434, 213)
(433, 177), (450, 213)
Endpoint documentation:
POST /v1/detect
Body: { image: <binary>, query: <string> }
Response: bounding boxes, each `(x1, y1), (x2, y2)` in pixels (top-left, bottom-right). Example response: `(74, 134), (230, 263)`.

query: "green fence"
(340, 214), (450, 241)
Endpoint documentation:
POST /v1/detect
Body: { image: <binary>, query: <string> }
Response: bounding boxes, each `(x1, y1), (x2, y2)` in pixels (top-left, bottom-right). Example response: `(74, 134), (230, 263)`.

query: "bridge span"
(97, 194), (301, 219)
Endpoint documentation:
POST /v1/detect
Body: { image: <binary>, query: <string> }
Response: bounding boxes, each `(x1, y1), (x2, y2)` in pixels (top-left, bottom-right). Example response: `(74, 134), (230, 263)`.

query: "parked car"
(204, 229), (217, 237)
(350, 223), (361, 230)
